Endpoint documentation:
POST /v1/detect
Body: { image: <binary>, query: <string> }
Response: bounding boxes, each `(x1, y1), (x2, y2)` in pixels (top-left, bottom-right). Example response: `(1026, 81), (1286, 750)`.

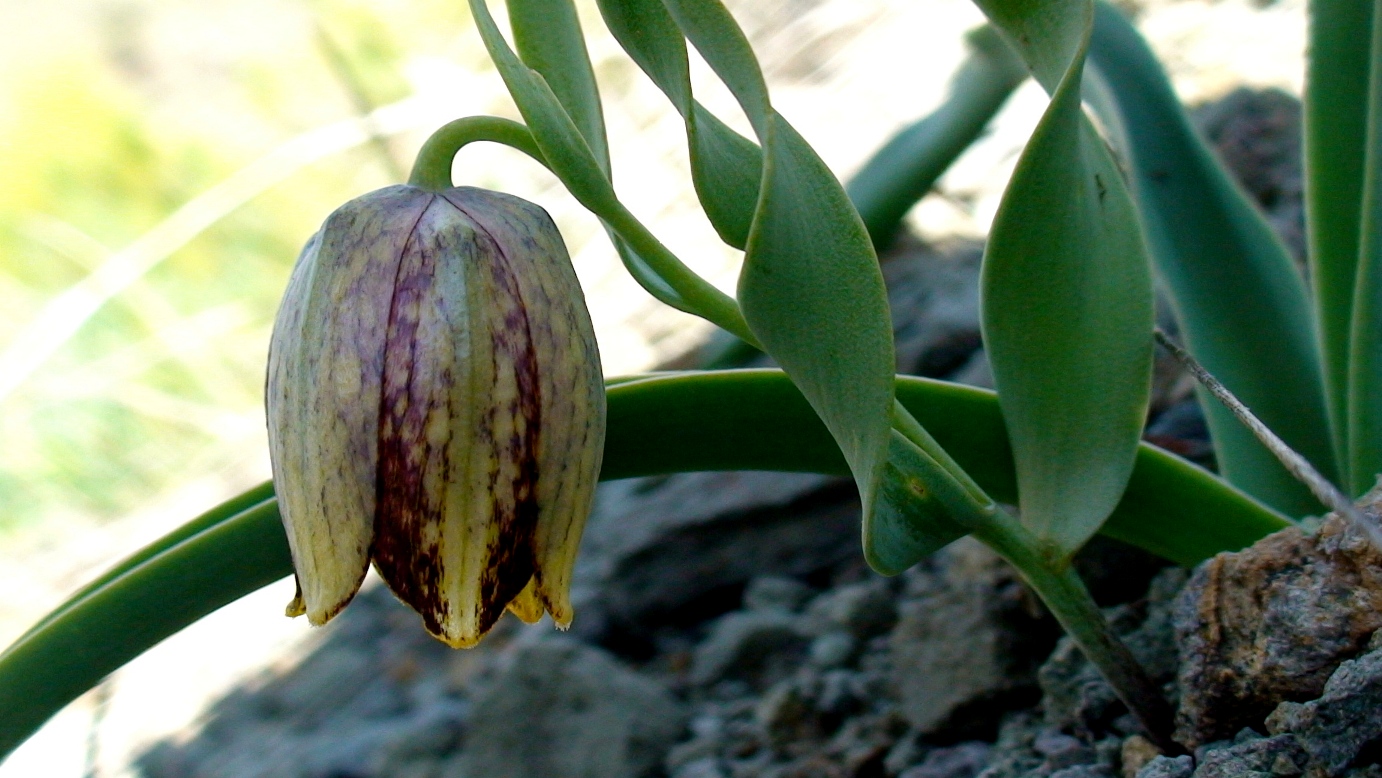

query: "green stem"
(887, 406), (1179, 750)
(972, 510), (1182, 754)
(600, 202), (759, 347)
(891, 400), (993, 509)
(407, 116), (544, 191)
(406, 117), (756, 345)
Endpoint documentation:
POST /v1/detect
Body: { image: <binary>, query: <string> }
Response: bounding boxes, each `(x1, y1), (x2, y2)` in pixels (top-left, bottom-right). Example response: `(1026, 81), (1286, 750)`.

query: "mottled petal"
(371, 196), (542, 648)
(445, 188), (605, 629)
(505, 576), (546, 624)
(267, 186), (433, 625)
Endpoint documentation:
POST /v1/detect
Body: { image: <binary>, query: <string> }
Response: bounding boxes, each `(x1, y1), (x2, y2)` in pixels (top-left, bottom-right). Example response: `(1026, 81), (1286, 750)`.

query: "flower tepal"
(266, 185), (605, 648)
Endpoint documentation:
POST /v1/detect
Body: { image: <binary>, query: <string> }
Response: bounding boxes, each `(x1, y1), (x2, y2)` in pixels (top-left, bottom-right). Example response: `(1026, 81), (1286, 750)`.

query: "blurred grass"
(0, 0), (471, 532)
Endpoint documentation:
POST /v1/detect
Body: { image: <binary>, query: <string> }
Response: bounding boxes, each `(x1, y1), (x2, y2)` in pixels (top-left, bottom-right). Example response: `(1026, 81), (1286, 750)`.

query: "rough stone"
(1135, 756), (1193, 778)
(1189, 732), (1307, 778)
(891, 541), (1053, 737)
(899, 742), (992, 778)
(1173, 489), (1382, 747)
(1264, 643), (1382, 777)
(691, 610), (806, 686)
(800, 580), (897, 640)
(674, 757), (731, 778)
(575, 471), (861, 638)
(745, 577), (817, 614)
(1120, 736), (1162, 778)
(445, 638), (686, 778)
(974, 711), (1046, 778)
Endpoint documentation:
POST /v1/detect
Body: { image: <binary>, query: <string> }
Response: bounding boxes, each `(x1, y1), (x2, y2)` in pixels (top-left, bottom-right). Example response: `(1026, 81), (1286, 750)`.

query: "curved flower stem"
(408, 116), (544, 191)
(406, 117), (756, 345)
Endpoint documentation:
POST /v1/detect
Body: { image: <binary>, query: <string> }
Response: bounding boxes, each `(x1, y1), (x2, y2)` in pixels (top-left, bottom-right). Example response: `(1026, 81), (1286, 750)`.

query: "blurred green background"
(0, 0), (477, 532)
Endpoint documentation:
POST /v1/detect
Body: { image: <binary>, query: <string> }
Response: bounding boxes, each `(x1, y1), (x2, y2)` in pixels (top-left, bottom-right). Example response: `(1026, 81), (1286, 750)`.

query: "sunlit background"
(0, 0), (1305, 774)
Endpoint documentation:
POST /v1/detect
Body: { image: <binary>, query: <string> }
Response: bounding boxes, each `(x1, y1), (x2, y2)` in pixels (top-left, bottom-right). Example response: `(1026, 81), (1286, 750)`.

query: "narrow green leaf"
(0, 500), (292, 761)
(659, 0), (771, 135)
(864, 432), (971, 576)
(1348, 0), (1382, 497)
(635, 0), (896, 523)
(687, 104), (762, 248)
(1310, 0), (1377, 483)
(0, 371), (1289, 761)
(507, 0), (610, 174)
(1088, 2), (1334, 515)
(12, 481), (277, 646)
(595, 0), (762, 248)
(739, 119), (897, 522)
(465, 0), (750, 340)
(846, 25), (1028, 250)
(976, 0), (1154, 558)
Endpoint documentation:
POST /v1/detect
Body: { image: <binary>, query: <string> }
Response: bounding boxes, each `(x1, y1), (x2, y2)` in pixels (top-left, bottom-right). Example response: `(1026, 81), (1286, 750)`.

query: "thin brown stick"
(1154, 329), (1382, 546)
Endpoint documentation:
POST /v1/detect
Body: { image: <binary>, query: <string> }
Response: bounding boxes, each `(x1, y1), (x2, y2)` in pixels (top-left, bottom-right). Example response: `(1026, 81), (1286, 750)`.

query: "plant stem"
(890, 400), (1180, 751)
(972, 510), (1183, 755)
(406, 117), (757, 345)
(407, 116), (545, 191)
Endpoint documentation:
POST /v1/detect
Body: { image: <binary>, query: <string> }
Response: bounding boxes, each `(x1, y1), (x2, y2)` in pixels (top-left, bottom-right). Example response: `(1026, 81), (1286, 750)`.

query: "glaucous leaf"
(975, 0), (1154, 559)
(1088, 2), (1333, 515)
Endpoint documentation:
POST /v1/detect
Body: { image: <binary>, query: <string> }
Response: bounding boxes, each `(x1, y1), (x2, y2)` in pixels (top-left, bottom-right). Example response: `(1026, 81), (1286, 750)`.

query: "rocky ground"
(134, 88), (1382, 778)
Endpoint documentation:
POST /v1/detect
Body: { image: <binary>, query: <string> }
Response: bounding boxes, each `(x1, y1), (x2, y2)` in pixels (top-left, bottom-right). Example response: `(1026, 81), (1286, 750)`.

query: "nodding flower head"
(266, 185), (604, 648)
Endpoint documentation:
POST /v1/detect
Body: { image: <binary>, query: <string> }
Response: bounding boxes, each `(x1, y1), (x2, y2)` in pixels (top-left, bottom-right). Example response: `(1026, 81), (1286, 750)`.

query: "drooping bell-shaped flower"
(266, 185), (604, 648)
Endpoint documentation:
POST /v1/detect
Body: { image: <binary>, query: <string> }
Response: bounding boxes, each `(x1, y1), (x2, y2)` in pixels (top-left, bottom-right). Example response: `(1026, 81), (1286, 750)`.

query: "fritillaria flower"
(266, 185), (604, 648)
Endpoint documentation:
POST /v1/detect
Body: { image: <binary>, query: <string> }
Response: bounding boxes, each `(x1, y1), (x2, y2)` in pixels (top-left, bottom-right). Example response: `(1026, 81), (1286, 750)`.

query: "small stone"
(1120, 735), (1161, 778)
(815, 670), (859, 718)
(1134, 755), (1193, 778)
(884, 731), (926, 775)
(744, 577), (815, 613)
(755, 680), (817, 748)
(1049, 767), (1115, 778)
(899, 742), (992, 778)
(674, 757), (730, 778)
(1263, 646), (1382, 776)
(1191, 734), (1307, 778)
(808, 632), (858, 670)
(446, 638), (687, 778)
(800, 581), (897, 639)
(691, 611), (805, 686)
(667, 738), (725, 773)
(1269, 753), (1302, 776)
(891, 559), (1049, 736)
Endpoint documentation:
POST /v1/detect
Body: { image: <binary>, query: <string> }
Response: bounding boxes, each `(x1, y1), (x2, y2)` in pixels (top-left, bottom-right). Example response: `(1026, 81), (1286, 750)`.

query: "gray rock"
(800, 580), (897, 639)
(445, 638), (686, 778)
(808, 631), (858, 670)
(1173, 488), (1382, 747)
(575, 472), (861, 636)
(1049, 767), (1115, 778)
(1190, 733), (1306, 778)
(756, 680), (817, 748)
(743, 576), (815, 613)
(891, 541), (1050, 736)
(1135, 756), (1193, 778)
(1264, 644), (1382, 777)
(673, 758), (730, 778)
(1034, 730), (1096, 770)
(975, 712), (1046, 778)
(691, 610), (805, 686)
(899, 742), (993, 778)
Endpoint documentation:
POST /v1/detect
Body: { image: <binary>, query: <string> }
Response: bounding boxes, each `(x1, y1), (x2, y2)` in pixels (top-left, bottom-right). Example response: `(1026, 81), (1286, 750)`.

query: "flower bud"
(266, 185), (604, 648)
